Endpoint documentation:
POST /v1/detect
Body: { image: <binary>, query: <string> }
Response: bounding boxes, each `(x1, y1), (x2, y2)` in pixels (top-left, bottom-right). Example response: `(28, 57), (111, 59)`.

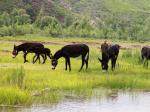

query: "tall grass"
(0, 87), (31, 105)
(6, 66), (25, 88)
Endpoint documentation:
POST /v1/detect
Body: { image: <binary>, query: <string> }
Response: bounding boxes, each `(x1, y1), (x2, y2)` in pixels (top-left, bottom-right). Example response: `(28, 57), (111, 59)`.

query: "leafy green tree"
(0, 12), (11, 26)
(9, 8), (31, 25)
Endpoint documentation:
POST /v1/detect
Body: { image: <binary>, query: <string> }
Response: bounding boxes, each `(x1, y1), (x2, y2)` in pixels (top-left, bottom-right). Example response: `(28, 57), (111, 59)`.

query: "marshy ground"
(0, 36), (150, 106)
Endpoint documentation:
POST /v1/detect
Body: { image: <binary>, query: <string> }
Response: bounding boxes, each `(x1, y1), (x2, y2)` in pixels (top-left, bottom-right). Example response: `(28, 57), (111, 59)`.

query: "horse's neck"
(17, 45), (24, 52)
(54, 50), (63, 60)
(102, 52), (109, 60)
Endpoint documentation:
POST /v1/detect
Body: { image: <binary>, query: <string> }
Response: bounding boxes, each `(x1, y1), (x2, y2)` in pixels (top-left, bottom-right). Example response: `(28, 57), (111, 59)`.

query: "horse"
(26, 47), (52, 64)
(98, 44), (120, 71)
(141, 46), (150, 68)
(12, 42), (44, 63)
(51, 44), (89, 71)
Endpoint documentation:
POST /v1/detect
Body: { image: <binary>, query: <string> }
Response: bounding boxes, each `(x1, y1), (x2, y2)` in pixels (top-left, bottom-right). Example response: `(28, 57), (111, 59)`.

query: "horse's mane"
(54, 49), (62, 59)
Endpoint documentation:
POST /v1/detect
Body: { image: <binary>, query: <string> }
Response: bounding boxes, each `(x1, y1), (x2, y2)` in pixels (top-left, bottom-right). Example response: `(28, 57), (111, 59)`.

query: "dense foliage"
(0, 0), (150, 41)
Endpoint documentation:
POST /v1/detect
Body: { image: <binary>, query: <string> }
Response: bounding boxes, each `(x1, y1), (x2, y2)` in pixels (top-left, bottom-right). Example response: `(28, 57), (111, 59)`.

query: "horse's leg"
(113, 59), (117, 70)
(42, 54), (47, 64)
(111, 58), (114, 71)
(34, 55), (40, 63)
(68, 58), (71, 71)
(146, 59), (148, 68)
(43, 54), (47, 64)
(143, 58), (146, 67)
(65, 58), (68, 71)
(38, 55), (41, 64)
(50, 53), (53, 59)
(85, 60), (88, 69)
(85, 52), (89, 69)
(47, 53), (52, 60)
(79, 55), (85, 72)
(33, 54), (37, 63)
(23, 53), (28, 63)
(113, 55), (118, 70)
(111, 58), (116, 71)
(144, 58), (148, 68)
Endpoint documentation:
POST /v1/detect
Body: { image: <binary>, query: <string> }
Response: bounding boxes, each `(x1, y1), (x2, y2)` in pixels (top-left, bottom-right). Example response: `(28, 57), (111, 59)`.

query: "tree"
(0, 12), (11, 26)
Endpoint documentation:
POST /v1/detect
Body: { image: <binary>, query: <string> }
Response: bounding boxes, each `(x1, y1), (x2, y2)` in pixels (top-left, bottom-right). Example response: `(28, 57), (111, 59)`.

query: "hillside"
(0, 0), (74, 22)
(1, 0), (150, 22)
(1, 0), (150, 40)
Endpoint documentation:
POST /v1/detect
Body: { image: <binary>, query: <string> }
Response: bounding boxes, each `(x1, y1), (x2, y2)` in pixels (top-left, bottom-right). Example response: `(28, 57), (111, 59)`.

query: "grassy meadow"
(0, 36), (150, 106)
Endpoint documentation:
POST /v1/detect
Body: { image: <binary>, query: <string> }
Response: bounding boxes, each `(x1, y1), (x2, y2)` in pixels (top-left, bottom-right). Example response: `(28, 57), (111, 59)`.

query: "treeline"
(0, 8), (150, 41)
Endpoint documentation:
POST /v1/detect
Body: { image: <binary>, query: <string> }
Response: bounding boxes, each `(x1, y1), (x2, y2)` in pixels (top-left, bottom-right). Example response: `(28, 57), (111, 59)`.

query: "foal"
(98, 43), (120, 71)
(51, 44), (89, 71)
(26, 47), (52, 64)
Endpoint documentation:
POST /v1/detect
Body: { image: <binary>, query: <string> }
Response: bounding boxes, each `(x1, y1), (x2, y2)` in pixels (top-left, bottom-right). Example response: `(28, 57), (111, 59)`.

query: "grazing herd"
(12, 41), (150, 72)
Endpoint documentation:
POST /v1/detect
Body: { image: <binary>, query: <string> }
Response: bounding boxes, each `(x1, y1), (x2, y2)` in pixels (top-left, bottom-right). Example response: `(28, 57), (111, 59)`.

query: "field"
(0, 36), (150, 106)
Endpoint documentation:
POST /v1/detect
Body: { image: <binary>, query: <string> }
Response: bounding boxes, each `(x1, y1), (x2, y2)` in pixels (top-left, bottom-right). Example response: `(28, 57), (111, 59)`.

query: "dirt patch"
(0, 39), (149, 49)
(1, 50), (11, 53)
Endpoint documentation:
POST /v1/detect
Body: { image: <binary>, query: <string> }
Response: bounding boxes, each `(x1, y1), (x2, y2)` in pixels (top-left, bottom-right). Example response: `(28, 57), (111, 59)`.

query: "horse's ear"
(98, 58), (102, 62)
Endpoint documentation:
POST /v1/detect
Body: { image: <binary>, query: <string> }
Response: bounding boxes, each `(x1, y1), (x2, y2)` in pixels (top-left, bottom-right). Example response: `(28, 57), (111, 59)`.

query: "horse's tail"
(85, 51), (89, 61)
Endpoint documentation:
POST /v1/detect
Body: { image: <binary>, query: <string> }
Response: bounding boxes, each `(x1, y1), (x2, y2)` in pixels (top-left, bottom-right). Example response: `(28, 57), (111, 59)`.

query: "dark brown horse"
(12, 42), (44, 63)
(141, 46), (150, 68)
(51, 44), (89, 71)
(98, 44), (120, 71)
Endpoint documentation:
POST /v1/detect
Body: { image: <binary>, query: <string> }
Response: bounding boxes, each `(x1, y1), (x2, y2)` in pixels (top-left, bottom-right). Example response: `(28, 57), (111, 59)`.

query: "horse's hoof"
(24, 60), (28, 63)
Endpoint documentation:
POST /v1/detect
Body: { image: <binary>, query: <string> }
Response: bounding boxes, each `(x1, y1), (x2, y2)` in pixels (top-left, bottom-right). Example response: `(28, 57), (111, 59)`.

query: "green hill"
(1, 0), (150, 22)
(1, 0), (150, 40)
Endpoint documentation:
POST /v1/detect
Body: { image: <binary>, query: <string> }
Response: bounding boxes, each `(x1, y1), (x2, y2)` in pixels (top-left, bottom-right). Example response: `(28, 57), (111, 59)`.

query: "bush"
(0, 24), (34, 36)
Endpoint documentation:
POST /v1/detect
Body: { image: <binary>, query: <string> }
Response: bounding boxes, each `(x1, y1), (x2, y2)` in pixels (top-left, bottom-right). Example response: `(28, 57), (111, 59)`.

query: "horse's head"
(51, 58), (58, 70)
(12, 44), (18, 58)
(98, 58), (108, 72)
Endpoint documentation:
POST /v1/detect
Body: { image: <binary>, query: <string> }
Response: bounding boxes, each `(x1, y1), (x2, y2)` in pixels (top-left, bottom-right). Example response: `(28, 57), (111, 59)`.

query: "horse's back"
(63, 44), (89, 52)
(141, 46), (150, 58)
(109, 44), (120, 55)
(62, 44), (89, 57)
(20, 42), (44, 51)
(23, 42), (44, 47)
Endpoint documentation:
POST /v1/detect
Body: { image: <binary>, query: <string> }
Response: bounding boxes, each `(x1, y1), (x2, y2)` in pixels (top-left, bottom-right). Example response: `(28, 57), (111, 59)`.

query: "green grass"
(0, 87), (31, 105)
(0, 36), (150, 105)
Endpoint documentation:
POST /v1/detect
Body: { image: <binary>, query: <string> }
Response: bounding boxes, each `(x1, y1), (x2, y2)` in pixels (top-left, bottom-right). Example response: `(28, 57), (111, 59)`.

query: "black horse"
(12, 42), (44, 63)
(141, 46), (150, 68)
(98, 44), (120, 71)
(51, 44), (89, 71)
(26, 47), (52, 64)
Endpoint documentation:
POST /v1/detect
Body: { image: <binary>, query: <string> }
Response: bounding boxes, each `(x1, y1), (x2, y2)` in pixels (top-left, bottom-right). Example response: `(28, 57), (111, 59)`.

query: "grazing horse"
(12, 42), (44, 63)
(51, 44), (89, 71)
(98, 44), (120, 71)
(26, 47), (52, 64)
(141, 46), (150, 68)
